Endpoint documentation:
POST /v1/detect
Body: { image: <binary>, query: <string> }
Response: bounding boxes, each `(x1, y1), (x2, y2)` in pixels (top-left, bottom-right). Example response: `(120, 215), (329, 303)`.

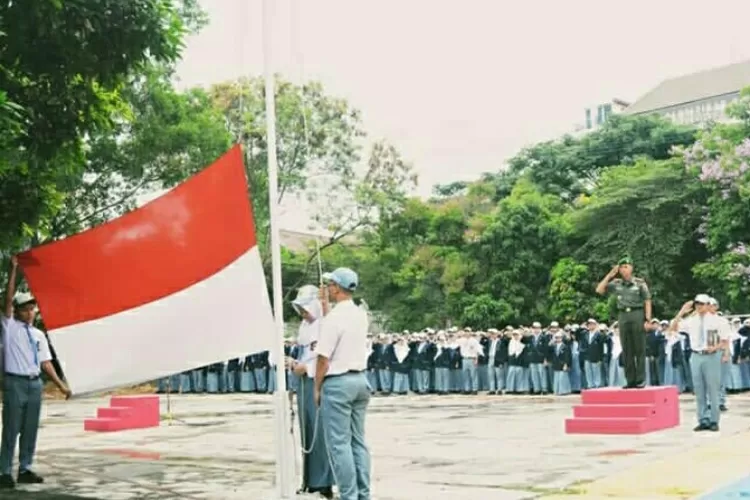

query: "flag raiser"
(17, 145), (276, 395)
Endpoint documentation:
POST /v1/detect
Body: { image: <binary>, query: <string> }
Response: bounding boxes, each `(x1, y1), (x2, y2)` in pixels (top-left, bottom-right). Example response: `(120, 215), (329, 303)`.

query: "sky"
(175, 0), (750, 230)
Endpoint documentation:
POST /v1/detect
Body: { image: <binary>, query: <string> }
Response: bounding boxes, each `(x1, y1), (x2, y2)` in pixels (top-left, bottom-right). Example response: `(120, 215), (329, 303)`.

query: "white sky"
(175, 0), (750, 230)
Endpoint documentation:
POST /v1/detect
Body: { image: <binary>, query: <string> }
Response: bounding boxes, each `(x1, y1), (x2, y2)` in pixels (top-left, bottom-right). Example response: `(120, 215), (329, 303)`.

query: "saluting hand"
(608, 264), (619, 278)
(678, 300), (694, 317)
(63, 388), (72, 400)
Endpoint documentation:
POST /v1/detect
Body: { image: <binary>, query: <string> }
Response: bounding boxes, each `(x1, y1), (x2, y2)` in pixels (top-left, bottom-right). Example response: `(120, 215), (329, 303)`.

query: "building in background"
(623, 60), (750, 126)
(571, 98), (630, 136)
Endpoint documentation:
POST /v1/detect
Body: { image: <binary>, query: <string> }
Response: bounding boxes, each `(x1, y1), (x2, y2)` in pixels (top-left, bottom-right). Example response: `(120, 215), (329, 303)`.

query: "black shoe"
(709, 423), (719, 432)
(693, 423), (709, 432)
(488, 391), (496, 395)
(0, 474), (15, 489)
(17, 469), (44, 484)
(720, 404), (728, 412)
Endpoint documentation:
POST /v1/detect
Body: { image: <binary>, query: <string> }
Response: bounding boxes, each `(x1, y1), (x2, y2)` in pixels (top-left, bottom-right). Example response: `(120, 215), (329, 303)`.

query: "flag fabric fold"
(18, 145), (275, 395)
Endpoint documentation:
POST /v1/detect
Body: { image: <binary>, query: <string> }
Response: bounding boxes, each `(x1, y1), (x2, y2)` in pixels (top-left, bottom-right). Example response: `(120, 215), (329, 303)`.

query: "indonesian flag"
(17, 145), (275, 395)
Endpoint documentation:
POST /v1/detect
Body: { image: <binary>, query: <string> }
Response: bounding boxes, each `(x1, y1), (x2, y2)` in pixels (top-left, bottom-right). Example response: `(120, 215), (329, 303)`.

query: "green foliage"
(0, 0), (198, 248)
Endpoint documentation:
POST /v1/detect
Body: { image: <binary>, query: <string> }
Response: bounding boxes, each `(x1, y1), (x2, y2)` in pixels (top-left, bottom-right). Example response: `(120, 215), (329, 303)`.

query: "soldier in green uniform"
(596, 256), (652, 389)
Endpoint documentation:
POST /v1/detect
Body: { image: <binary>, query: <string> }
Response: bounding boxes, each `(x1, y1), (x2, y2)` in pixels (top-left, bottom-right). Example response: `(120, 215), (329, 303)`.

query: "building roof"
(624, 60), (750, 115)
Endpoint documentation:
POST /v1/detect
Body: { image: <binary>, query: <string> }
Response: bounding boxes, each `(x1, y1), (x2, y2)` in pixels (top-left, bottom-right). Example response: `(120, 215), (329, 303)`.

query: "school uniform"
(725, 335), (744, 391)
(1, 316), (52, 482)
(254, 351), (270, 393)
(389, 344), (411, 394)
(225, 358), (241, 393)
(579, 329), (605, 389)
(366, 342), (379, 394)
(740, 335), (750, 389)
(662, 336), (684, 391)
(567, 335), (583, 392)
(448, 345), (462, 393)
(316, 292), (371, 500)
(433, 344), (452, 394)
(485, 337), (505, 394)
(549, 341), (572, 395)
(375, 342), (393, 394)
(524, 332), (549, 394)
(645, 330), (665, 386)
(678, 311), (732, 429)
(607, 336), (627, 387)
(505, 338), (529, 393)
(412, 340), (434, 394)
(206, 362), (223, 393)
(295, 317), (334, 497)
(679, 333), (694, 392)
(240, 355), (256, 392)
(459, 337), (482, 394)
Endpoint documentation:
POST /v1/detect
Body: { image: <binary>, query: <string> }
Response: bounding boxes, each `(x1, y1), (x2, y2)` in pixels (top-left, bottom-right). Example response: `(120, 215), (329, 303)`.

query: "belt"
(620, 307), (643, 313)
(463, 357), (477, 360)
(324, 370), (363, 380)
(693, 350), (714, 355)
(5, 372), (40, 380)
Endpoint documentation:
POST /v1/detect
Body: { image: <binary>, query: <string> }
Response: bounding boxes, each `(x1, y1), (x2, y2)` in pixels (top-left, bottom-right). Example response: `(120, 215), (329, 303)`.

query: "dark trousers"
(619, 309), (646, 385)
(0, 375), (43, 475)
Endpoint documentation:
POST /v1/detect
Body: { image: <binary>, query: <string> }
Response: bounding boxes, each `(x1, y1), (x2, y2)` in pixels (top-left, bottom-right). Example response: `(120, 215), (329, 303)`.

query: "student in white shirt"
(288, 291), (333, 498)
(670, 294), (731, 432)
(1, 257), (71, 490)
(314, 268), (370, 500)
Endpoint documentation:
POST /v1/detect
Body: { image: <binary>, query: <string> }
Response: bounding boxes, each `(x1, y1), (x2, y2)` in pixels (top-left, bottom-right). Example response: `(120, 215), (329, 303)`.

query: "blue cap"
(323, 267), (358, 291)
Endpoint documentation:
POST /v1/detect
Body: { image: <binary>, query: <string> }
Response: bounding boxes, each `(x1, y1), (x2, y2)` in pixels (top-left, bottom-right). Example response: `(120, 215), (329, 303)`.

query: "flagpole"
(262, 0), (295, 498)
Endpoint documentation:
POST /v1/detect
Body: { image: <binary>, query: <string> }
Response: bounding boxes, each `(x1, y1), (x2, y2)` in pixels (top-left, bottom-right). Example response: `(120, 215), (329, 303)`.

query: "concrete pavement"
(4, 391), (750, 499)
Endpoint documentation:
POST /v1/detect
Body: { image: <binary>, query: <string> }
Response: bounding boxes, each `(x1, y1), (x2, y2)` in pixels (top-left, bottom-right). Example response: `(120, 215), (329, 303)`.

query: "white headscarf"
(509, 335), (524, 356)
(294, 296), (323, 347)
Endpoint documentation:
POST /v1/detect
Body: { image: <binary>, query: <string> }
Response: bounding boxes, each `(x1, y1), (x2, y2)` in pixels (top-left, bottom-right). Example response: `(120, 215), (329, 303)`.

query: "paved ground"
(5, 391), (750, 499)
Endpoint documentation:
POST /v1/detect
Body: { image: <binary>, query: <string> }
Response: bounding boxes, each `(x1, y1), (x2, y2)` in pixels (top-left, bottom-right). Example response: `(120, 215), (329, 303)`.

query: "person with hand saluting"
(1, 256), (72, 490)
(596, 256), (652, 389)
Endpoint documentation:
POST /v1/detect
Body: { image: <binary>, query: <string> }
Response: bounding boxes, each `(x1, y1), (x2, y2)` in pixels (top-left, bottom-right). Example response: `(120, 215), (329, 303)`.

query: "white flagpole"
(262, 0), (295, 497)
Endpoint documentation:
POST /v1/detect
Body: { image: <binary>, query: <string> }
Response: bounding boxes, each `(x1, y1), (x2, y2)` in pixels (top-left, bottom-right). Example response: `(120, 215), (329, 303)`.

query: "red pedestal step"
(565, 386), (679, 435)
(84, 395), (160, 432)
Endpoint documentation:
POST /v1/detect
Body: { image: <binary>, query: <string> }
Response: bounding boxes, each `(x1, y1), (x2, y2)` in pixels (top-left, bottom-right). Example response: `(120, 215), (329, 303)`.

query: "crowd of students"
(155, 317), (750, 400)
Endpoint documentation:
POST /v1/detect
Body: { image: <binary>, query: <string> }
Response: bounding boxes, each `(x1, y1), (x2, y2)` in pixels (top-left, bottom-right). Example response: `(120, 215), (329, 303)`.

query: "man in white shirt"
(1, 256), (71, 489)
(671, 294), (731, 432)
(314, 268), (370, 500)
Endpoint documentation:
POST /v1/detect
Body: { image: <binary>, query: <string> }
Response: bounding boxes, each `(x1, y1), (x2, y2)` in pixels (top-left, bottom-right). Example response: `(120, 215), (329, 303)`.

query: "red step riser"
(573, 404), (657, 419)
(565, 417), (652, 435)
(97, 407), (133, 419)
(566, 386), (680, 435)
(85, 395), (161, 432)
(580, 386), (679, 405)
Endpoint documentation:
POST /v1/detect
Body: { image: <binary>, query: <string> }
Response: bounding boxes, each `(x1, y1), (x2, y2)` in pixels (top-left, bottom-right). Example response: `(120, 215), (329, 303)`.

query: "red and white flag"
(18, 145), (275, 395)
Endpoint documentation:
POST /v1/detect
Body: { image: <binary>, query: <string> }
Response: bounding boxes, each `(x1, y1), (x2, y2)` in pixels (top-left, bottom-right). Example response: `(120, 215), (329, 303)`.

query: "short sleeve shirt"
(316, 300), (369, 376)
(678, 313), (732, 351)
(606, 278), (651, 309)
(1, 316), (53, 376)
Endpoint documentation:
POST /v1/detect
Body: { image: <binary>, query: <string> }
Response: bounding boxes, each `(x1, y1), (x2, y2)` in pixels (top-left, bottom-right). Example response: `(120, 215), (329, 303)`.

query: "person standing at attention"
(596, 256), (652, 389)
(1, 256), (71, 489)
(670, 295), (730, 431)
(314, 268), (371, 500)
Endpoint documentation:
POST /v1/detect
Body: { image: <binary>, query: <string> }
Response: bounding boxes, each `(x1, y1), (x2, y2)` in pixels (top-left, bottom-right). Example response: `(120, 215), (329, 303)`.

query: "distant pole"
(262, 0), (295, 497)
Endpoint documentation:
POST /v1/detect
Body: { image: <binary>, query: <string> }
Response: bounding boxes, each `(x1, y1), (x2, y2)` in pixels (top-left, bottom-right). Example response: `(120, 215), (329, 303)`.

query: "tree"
(681, 88), (750, 312)
(0, 0), (201, 247)
(508, 114), (696, 200)
(568, 157), (707, 316)
(44, 67), (233, 241)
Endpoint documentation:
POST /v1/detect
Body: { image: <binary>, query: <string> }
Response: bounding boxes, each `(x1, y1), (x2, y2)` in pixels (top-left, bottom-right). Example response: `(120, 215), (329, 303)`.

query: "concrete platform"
(9, 392), (750, 499)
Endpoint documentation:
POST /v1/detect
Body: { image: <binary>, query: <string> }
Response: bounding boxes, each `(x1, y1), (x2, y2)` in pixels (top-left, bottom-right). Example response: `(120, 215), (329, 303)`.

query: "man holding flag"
(1, 256), (71, 489)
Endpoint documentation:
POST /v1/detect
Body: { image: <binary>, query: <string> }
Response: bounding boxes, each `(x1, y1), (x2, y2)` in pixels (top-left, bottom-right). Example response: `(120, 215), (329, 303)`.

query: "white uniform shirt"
(678, 313), (732, 352)
(316, 300), (369, 376)
(460, 337), (482, 358)
(298, 321), (322, 378)
(1, 316), (52, 377)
